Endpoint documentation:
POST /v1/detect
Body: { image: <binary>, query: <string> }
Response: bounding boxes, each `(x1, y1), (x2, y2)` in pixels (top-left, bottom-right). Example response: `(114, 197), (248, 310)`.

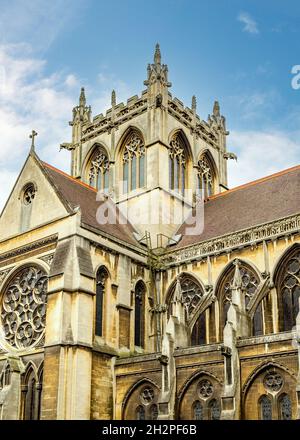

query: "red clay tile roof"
(42, 162), (140, 247)
(173, 165), (300, 249)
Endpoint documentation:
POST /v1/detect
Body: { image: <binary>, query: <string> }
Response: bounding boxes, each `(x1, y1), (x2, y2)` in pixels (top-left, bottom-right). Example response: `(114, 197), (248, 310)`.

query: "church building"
(0, 45), (299, 420)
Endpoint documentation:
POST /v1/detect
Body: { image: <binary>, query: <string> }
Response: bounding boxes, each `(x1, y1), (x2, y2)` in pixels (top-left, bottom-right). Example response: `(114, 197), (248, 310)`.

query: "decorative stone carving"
(263, 371), (283, 393)
(39, 254), (54, 267)
(161, 214), (300, 266)
(198, 379), (214, 399)
(0, 235), (58, 264)
(1, 266), (48, 349)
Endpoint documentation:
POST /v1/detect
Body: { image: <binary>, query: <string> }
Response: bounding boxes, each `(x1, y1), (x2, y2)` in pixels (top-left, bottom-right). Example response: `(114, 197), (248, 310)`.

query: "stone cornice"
(0, 234), (58, 265)
(161, 213), (300, 266)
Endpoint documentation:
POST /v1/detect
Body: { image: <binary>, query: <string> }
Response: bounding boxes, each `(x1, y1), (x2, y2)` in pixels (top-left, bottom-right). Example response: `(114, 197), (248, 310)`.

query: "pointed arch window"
(209, 399), (221, 420)
(193, 400), (203, 420)
(122, 131), (145, 193)
(277, 250), (300, 331)
(279, 394), (292, 420)
(259, 395), (272, 420)
(191, 311), (206, 346)
(136, 405), (145, 420)
(169, 133), (187, 194)
(88, 146), (110, 191)
(134, 281), (146, 348)
(95, 267), (109, 337)
(197, 154), (214, 199)
(150, 404), (158, 420)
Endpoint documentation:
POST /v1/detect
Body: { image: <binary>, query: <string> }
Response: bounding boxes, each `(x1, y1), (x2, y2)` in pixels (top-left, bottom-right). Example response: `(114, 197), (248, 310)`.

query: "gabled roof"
(42, 162), (140, 247)
(173, 165), (300, 249)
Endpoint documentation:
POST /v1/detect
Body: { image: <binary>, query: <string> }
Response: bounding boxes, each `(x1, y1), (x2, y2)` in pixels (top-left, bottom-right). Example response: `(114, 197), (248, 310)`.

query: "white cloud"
(238, 12), (259, 34)
(228, 130), (300, 188)
(0, 43), (135, 211)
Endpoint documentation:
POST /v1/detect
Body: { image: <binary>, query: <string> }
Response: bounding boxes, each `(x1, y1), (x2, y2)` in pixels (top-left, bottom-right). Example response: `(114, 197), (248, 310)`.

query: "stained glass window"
(260, 395), (272, 420)
(197, 155), (214, 199)
(193, 401), (203, 420)
(278, 250), (300, 331)
(95, 267), (109, 337)
(88, 146), (110, 191)
(279, 394), (292, 420)
(123, 131), (145, 193)
(169, 133), (187, 195)
(135, 281), (145, 348)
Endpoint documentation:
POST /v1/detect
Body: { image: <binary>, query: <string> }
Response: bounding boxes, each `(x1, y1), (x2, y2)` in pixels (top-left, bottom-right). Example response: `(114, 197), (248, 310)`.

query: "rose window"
(23, 185), (36, 205)
(1, 266), (48, 349)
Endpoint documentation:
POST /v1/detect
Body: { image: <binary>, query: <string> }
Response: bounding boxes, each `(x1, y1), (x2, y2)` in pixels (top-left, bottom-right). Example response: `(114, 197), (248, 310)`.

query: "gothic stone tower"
(0, 45), (299, 421)
(62, 44), (230, 247)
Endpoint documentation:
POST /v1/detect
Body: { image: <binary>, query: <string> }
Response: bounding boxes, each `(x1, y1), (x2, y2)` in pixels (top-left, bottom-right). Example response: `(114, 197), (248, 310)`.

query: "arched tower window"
(87, 146), (110, 191)
(95, 267), (109, 337)
(259, 395), (272, 420)
(277, 249), (300, 331)
(169, 133), (187, 194)
(197, 154), (215, 199)
(134, 281), (146, 348)
(122, 131), (145, 193)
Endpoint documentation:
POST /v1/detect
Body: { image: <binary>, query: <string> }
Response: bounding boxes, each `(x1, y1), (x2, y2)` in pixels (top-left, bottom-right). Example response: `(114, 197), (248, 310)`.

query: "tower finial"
(29, 130), (38, 152)
(192, 95), (197, 113)
(111, 89), (116, 107)
(79, 87), (86, 107)
(213, 100), (220, 117)
(154, 43), (161, 65)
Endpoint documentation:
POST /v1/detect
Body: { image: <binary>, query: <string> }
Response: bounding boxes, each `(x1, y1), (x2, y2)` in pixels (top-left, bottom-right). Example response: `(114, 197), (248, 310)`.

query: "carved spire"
(192, 95), (197, 113)
(213, 100), (220, 117)
(154, 43), (161, 65)
(111, 89), (116, 107)
(79, 87), (86, 107)
(232, 260), (243, 289)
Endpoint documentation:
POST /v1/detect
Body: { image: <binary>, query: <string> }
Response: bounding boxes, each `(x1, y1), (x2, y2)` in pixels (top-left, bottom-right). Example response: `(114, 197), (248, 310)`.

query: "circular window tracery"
(198, 379), (214, 399)
(140, 386), (155, 405)
(263, 371), (283, 393)
(1, 266), (48, 349)
(23, 184), (36, 205)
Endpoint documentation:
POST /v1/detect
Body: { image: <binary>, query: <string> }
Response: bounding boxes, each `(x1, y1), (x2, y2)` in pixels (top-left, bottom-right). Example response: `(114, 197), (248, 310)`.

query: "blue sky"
(0, 0), (300, 209)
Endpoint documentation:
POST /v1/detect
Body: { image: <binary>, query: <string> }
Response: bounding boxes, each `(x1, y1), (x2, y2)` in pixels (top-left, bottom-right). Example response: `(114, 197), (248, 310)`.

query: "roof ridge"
(42, 162), (98, 193)
(209, 164), (300, 201)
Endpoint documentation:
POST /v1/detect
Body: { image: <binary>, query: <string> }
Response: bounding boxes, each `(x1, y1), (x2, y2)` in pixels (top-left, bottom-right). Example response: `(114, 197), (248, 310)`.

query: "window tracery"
(260, 395), (272, 420)
(193, 401), (203, 420)
(263, 371), (283, 393)
(23, 184), (36, 205)
(278, 250), (300, 331)
(169, 133), (187, 194)
(1, 266), (48, 349)
(279, 394), (292, 420)
(88, 147), (110, 190)
(123, 132), (145, 193)
(197, 155), (214, 199)
(198, 379), (214, 399)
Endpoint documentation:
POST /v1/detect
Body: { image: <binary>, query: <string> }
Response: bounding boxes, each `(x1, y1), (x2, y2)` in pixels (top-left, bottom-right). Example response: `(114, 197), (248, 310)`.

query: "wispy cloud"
(0, 43), (134, 210)
(238, 12), (259, 34)
(228, 130), (300, 187)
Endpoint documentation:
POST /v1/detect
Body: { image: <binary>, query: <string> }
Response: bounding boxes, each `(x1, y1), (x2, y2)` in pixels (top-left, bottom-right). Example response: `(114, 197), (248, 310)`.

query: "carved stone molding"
(0, 235), (58, 265)
(162, 214), (300, 266)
